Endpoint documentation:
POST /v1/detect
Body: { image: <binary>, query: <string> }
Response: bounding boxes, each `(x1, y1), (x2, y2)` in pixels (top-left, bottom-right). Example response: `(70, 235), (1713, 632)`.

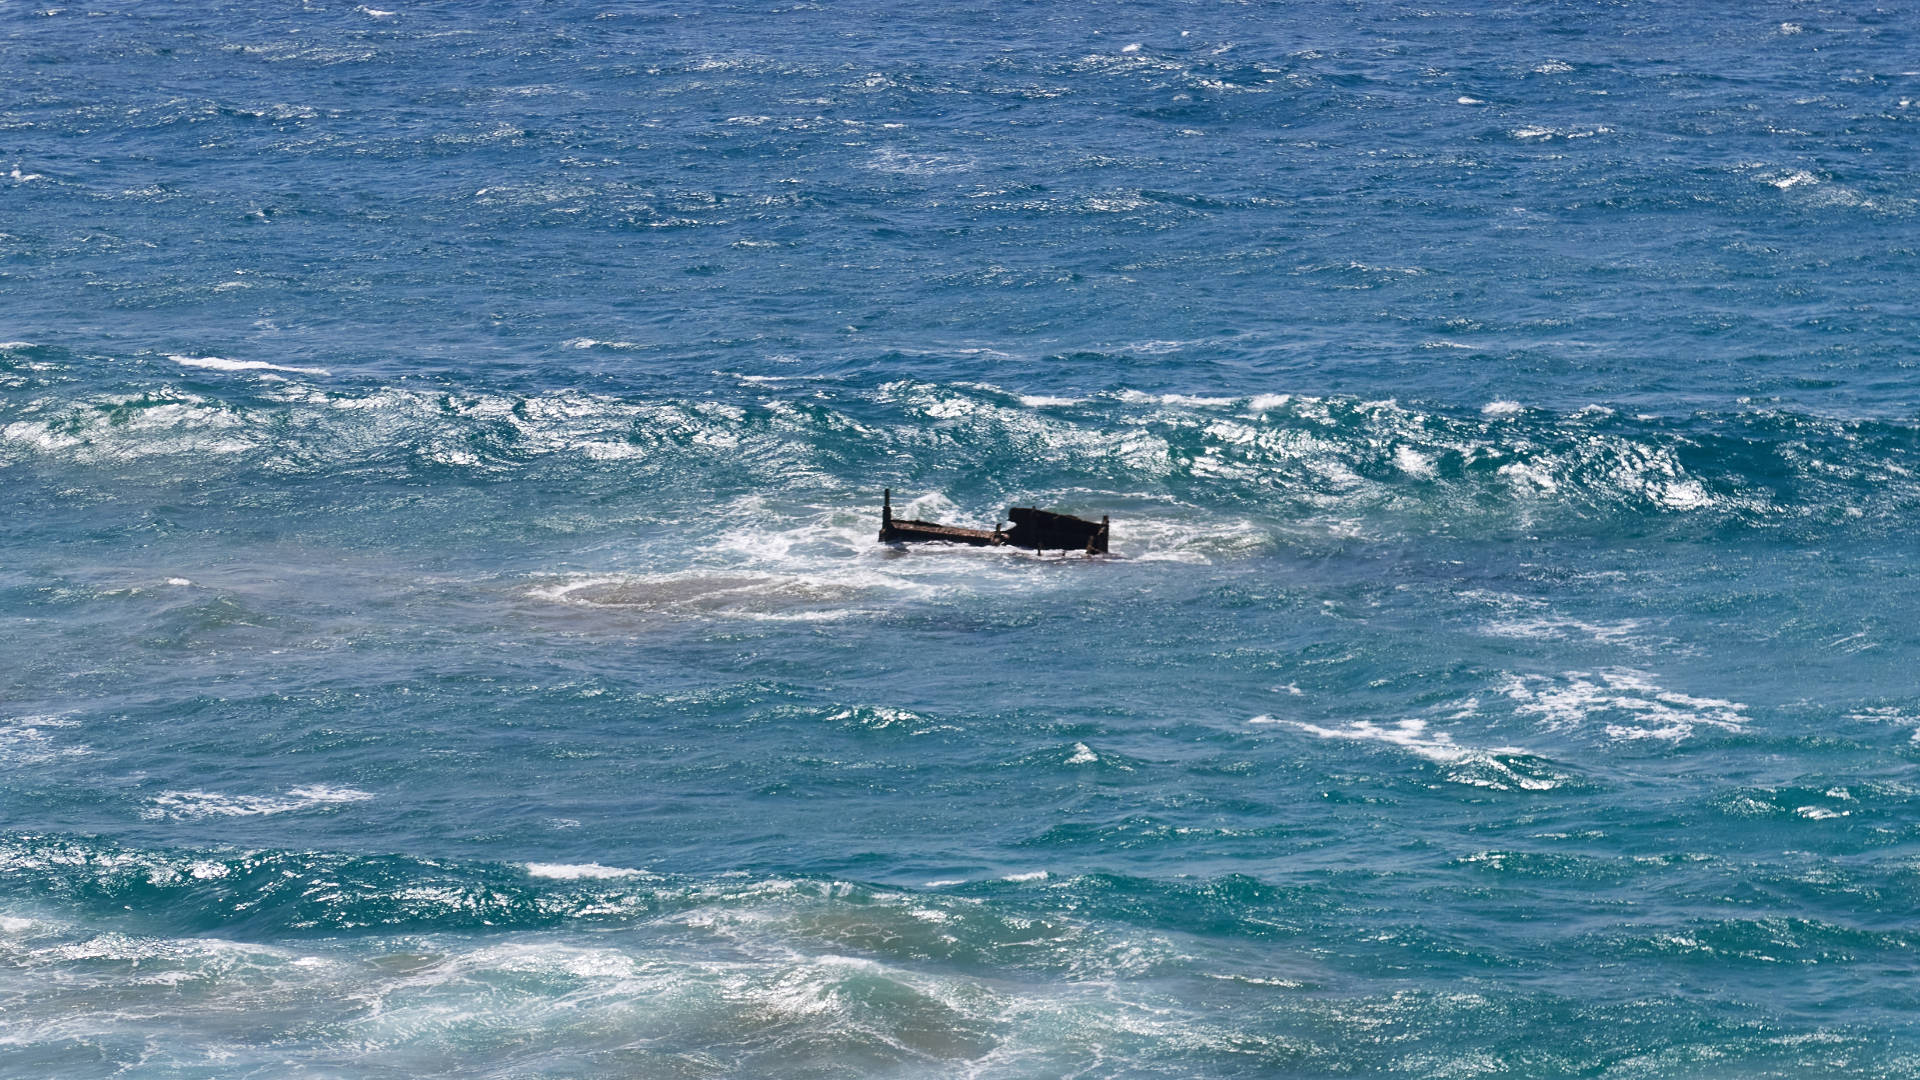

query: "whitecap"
(561, 337), (646, 350)
(1258, 716), (1560, 791)
(1654, 479), (1710, 510)
(1461, 590), (1647, 647)
(867, 148), (973, 175)
(1497, 669), (1746, 741)
(1393, 446), (1435, 477)
(1481, 399), (1523, 415)
(1497, 461), (1558, 493)
(525, 862), (648, 880)
(141, 785), (373, 820)
(1261, 716), (1515, 766)
(0, 716), (90, 767)
(169, 354), (330, 377)
(1845, 707), (1920, 741)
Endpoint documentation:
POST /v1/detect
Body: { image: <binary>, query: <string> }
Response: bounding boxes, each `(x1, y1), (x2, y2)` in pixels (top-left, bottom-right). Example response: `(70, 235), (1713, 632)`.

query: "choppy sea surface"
(4, 1), (1919, 1075)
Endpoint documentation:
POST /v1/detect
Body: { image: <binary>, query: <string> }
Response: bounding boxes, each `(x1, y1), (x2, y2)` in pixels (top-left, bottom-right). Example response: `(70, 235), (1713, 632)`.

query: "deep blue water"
(4, 1), (1920, 1075)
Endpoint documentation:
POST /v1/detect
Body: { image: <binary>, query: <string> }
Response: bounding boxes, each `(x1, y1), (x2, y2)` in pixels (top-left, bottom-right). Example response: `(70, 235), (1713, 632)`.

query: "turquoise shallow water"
(3, 1), (1919, 1076)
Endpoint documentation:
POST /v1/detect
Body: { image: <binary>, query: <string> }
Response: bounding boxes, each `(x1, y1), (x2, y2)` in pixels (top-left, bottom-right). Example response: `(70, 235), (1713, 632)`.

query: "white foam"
(0, 716), (90, 767)
(1461, 591), (1647, 647)
(1393, 446), (1435, 478)
(526, 862), (648, 880)
(1654, 479), (1710, 510)
(1115, 513), (1270, 565)
(866, 148), (973, 175)
(1002, 870), (1048, 882)
(0, 341), (35, 350)
(169, 354), (330, 377)
(1846, 707), (1920, 741)
(1498, 461), (1558, 493)
(1255, 716), (1559, 790)
(1018, 395), (1084, 408)
(826, 706), (951, 734)
(1482, 400), (1524, 415)
(1497, 669), (1747, 741)
(141, 785), (373, 820)
(1247, 393), (1291, 412)
(0, 868), (1219, 1060)
(1116, 389), (1237, 408)
(359, 6), (396, 16)
(1263, 716), (1516, 765)
(1457, 96), (1483, 105)
(530, 566), (911, 622)
(165, 577), (192, 586)
(562, 337), (646, 350)
(1533, 60), (1572, 74)
(1066, 742), (1098, 765)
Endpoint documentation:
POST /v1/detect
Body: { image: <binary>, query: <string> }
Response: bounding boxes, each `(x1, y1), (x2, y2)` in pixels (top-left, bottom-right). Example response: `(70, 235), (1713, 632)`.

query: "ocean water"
(3, 0), (1919, 1075)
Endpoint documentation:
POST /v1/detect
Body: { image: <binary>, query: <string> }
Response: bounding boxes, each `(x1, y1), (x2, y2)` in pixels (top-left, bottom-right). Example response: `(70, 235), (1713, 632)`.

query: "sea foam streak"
(526, 862), (649, 880)
(1256, 716), (1566, 791)
(1497, 670), (1748, 741)
(141, 786), (373, 820)
(170, 354), (331, 377)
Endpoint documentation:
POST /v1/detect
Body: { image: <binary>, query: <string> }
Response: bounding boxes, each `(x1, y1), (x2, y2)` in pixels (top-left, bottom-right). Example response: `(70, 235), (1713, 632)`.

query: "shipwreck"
(878, 489), (1109, 554)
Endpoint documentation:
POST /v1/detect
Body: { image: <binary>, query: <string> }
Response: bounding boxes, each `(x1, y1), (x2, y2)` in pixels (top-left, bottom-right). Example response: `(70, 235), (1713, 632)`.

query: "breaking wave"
(4, 364), (1915, 546)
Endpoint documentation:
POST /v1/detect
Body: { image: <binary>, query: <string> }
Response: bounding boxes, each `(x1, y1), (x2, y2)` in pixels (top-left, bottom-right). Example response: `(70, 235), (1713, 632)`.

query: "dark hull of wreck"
(878, 490), (1109, 554)
(878, 519), (1002, 546)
